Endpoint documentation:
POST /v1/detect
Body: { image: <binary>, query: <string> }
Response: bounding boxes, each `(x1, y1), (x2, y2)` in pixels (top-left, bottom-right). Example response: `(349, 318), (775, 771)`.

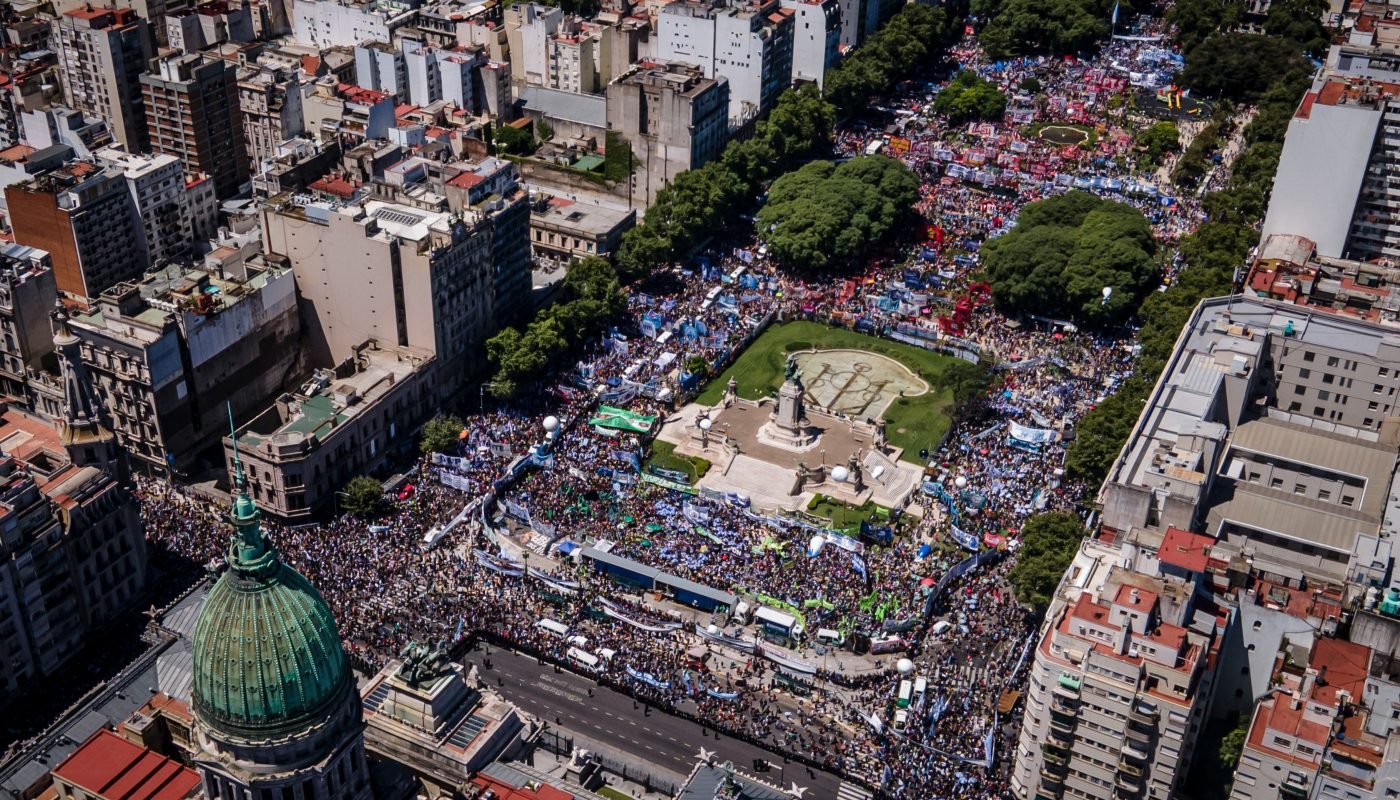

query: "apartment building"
(4, 162), (147, 299)
(506, 3), (562, 88)
(238, 65), (306, 168)
(0, 244), (56, 404)
(164, 0), (255, 51)
(1011, 537), (1223, 800)
(605, 61), (730, 204)
(779, 0), (839, 88)
(65, 262), (302, 475)
(94, 147), (204, 266)
(292, 0), (421, 48)
(528, 194), (636, 264)
(142, 52), (249, 199)
(226, 341), (436, 519)
(52, 6), (151, 152)
(259, 164), (530, 388)
(548, 31), (599, 94)
(656, 0), (794, 125)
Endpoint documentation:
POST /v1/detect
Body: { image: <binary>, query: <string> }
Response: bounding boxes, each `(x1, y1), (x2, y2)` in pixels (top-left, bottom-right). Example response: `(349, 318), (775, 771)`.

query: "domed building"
(190, 470), (372, 800)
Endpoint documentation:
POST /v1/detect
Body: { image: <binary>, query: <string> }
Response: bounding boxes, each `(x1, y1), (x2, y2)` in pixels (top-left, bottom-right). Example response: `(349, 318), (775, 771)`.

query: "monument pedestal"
(757, 379), (818, 451)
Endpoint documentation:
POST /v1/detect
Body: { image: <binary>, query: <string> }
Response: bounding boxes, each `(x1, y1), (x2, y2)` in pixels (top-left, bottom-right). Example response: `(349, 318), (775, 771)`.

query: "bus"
(913, 676), (928, 697)
(870, 635), (908, 655)
(896, 680), (913, 709)
(567, 647), (600, 670)
(535, 618), (569, 636)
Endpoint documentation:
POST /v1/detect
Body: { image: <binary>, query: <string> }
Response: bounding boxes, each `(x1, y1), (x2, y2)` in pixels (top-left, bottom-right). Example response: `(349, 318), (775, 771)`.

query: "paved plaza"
(792, 349), (929, 421)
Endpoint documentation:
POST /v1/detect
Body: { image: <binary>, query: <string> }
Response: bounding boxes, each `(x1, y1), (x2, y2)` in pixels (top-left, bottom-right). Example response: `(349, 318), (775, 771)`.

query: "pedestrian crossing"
(933, 663), (997, 688)
(837, 782), (874, 800)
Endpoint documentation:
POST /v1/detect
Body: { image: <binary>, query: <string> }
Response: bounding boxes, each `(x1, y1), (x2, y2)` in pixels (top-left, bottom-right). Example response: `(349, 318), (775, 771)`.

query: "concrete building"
(506, 3), (563, 88)
(65, 261), (302, 476)
(0, 373), (146, 712)
(225, 341), (435, 520)
(528, 193), (635, 264)
(142, 53), (250, 199)
(780, 0), (839, 88)
(1098, 295), (1400, 586)
(0, 244), (56, 404)
(302, 80), (396, 143)
(656, 0), (794, 125)
(354, 40), (407, 100)
(4, 162), (148, 300)
(548, 31), (599, 94)
(52, 6), (151, 152)
(237, 65), (306, 169)
(19, 107), (113, 160)
(292, 0), (421, 48)
(360, 651), (531, 792)
(1010, 537), (1224, 800)
(164, 0), (255, 52)
(259, 173), (530, 386)
(94, 147), (203, 266)
(605, 61), (729, 204)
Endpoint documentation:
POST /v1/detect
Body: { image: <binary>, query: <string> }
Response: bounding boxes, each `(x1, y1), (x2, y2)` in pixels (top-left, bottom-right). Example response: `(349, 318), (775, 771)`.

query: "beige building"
(0, 244), (57, 404)
(529, 194), (636, 264)
(237, 65), (306, 168)
(1099, 295), (1400, 585)
(259, 179), (531, 385)
(52, 6), (152, 152)
(1011, 538), (1222, 800)
(225, 341), (435, 520)
(605, 61), (729, 205)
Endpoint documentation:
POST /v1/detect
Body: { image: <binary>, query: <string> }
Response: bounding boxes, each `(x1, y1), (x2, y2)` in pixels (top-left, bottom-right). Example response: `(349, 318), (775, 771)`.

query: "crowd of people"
(133, 21), (1246, 800)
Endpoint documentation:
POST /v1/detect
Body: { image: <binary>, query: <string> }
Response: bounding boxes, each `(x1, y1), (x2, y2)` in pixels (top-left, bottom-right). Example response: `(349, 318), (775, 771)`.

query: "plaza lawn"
(644, 440), (712, 482)
(695, 321), (958, 462)
(807, 493), (894, 531)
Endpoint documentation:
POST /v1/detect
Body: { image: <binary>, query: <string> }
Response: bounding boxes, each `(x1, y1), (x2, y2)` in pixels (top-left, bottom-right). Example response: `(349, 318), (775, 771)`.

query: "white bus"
(567, 647), (599, 669)
(896, 680), (913, 709)
(535, 618), (569, 636)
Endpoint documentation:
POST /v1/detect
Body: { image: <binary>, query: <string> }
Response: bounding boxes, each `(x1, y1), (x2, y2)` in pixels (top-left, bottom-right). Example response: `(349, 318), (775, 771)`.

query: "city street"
(461, 642), (864, 799)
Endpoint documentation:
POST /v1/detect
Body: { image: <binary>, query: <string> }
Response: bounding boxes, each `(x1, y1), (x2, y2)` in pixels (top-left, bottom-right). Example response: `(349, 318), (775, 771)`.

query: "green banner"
(640, 473), (698, 495)
(590, 405), (658, 433)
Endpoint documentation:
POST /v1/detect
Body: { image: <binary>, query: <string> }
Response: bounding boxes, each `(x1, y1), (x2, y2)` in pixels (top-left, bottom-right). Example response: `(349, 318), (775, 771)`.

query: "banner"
(438, 471), (472, 492)
(626, 665), (672, 689)
(640, 473), (699, 495)
(950, 525), (981, 552)
(756, 641), (817, 676)
(682, 501), (711, 524)
(1008, 420), (1058, 444)
(590, 406), (657, 433)
(826, 531), (865, 554)
(473, 549), (524, 576)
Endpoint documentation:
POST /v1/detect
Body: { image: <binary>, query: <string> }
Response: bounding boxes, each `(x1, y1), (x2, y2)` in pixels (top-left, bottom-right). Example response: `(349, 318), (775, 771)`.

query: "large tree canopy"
(982, 191), (1158, 326)
(933, 71), (1008, 123)
(1177, 33), (1313, 103)
(978, 0), (1111, 60)
(755, 156), (920, 272)
(1008, 512), (1087, 613)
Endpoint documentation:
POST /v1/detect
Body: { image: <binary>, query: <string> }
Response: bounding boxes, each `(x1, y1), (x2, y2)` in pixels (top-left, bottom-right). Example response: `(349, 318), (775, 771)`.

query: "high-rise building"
(605, 61), (730, 204)
(0, 244), (57, 403)
(190, 472), (371, 800)
(1009, 537), (1224, 800)
(0, 308), (145, 710)
(141, 52), (249, 199)
(52, 7), (152, 152)
(65, 262), (302, 476)
(238, 65), (307, 169)
(4, 162), (148, 299)
(95, 147), (204, 266)
(780, 0), (840, 88)
(259, 167), (531, 388)
(656, 0), (794, 125)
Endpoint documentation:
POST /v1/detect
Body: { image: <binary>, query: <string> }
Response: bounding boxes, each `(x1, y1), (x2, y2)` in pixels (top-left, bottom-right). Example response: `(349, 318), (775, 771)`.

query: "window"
(1323, 373), (1335, 384)
(1294, 484), (1307, 494)
(1328, 356), (1339, 367)
(1318, 390), (1330, 401)
(1342, 495), (1356, 507)
(1303, 351), (1315, 362)
(1300, 368), (1312, 379)
(1319, 490), (1331, 501)
(1295, 385), (1306, 395)
(1271, 477), (1284, 489)
(1315, 406), (1326, 416)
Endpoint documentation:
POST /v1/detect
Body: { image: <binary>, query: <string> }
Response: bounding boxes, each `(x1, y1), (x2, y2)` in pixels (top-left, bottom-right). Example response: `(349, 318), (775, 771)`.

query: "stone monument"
(757, 355), (818, 450)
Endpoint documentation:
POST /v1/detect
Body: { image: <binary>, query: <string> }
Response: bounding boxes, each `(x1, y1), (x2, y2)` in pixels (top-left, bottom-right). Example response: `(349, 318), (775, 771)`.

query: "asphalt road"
(462, 642), (857, 798)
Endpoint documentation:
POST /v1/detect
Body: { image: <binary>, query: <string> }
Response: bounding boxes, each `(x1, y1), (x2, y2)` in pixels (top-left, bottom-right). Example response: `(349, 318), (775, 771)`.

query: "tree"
(1219, 715), (1250, 770)
(1007, 512), (1087, 613)
(1166, 0), (1243, 53)
(944, 361), (994, 419)
(493, 123), (537, 156)
(979, 0), (1110, 60)
(603, 130), (635, 183)
(535, 118), (555, 142)
(1264, 0), (1331, 58)
(933, 71), (1008, 123)
(1064, 377), (1148, 484)
(1178, 33), (1312, 103)
(1135, 121), (1180, 164)
(340, 475), (384, 516)
(755, 156), (920, 271)
(824, 4), (951, 116)
(982, 191), (1158, 326)
(419, 414), (465, 454)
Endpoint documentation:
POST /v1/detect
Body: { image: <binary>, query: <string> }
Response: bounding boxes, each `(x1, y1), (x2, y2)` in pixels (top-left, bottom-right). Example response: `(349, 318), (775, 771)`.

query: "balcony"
(1047, 731), (1074, 752)
(1115, 772), (1143, 793)
(1042, 750), (1068, 770)
(1122, 741), (1150, 762)
(1118, 760), (1144, 779)
(1039, 772), (1065, 795)
(1050, 706), (1079, 727)
(1128, 700), (1159, 726)
(1124, 725), (1152, 745)
(1051, 693), (1080, 715)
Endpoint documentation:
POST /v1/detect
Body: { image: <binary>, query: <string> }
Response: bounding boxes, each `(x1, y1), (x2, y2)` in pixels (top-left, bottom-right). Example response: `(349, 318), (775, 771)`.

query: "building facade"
(227, 341), (435, 520)
(95, 147), (205, 266)
(780, 0), (840, 87)
(0, 244), (56, 404)
(656, 0), (793, 125)
(237, 65), (307, 168)
(605, 61), (729, 204)
(52, 7), (151, 152)
(66, 262), (302, 476)
(142, 52), (250, 199)
(4, 163), (148, 300)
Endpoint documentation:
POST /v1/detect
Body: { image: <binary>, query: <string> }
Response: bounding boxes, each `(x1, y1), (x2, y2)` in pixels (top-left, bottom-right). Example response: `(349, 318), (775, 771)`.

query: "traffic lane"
(464, 644), (847, 797)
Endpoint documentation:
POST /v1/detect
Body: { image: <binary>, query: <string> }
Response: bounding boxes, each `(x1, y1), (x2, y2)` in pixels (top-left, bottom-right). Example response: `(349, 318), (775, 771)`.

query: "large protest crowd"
(136, 22), (1233, 800)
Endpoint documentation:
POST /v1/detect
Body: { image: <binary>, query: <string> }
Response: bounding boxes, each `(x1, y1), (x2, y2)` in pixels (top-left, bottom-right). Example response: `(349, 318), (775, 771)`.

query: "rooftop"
(50, 730), (199, 800)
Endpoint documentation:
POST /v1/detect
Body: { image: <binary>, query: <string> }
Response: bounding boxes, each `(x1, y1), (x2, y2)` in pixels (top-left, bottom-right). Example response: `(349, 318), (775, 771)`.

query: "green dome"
(191, 480), (351, 739)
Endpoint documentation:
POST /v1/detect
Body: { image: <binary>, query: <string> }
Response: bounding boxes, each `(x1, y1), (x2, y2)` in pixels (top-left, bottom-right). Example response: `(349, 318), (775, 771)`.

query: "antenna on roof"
(228, 401), (244, 489)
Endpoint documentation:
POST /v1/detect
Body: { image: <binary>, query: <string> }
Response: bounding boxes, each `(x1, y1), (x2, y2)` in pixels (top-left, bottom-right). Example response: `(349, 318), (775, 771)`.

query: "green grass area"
(695, 321), (957, 461)
(597, 788), (635, 800)
(644, 440), (712, 483)
(806, 493), (893, 531)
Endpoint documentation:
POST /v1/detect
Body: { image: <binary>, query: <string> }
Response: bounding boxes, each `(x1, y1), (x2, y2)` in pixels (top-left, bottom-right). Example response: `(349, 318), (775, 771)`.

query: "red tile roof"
(1311, 637), (1370, 707)
(51, 730), (200, 800)
(1158, 526), (1214, 573)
